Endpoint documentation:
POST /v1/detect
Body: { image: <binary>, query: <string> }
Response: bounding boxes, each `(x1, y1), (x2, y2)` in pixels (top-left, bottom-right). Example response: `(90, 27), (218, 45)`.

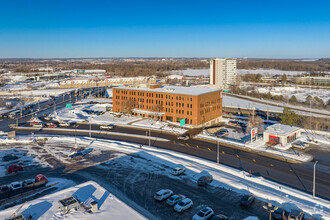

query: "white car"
(100, 125), (114, 130)
(10, 181), (23, 190)
(154, 189), (173, 201)
(59, 122), (70, 127)
(166, 194), (186, 206)
(171, 167), (185, 176)
(44, 116), (51, 121)
(23, 179), (35, 187)
(32, 123), (43, 128)
(174, 198), (193, 212)
(192, 207), (214, 220)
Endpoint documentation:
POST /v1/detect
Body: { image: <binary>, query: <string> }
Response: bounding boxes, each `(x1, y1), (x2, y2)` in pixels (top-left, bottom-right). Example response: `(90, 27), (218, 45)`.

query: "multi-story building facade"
(210, 58), (237, 89)
(113, 84), (223, 126)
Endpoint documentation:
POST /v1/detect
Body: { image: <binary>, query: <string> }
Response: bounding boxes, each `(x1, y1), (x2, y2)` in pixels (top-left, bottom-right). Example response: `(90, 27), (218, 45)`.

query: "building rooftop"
(114, 85), (221, 96)
(265, 124), (301, 135)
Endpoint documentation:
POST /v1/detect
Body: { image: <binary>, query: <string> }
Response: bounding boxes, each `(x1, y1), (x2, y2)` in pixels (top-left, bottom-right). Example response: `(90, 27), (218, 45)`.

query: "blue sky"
(1, 0), (329, 58)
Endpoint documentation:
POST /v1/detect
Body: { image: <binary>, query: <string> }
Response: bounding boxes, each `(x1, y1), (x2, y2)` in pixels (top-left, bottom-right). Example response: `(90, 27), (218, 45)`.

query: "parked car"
(44, 116), (51, 121)
(228, 120), (239, 125)
(217, 129), (229, 138)
(166, 194), (185, 206)
(100, 124), (114, 130)
(47, 123), (57, 128)
(7, 164), (23, 173)
(2, 154), (18, 161)
(23, 179), (35, 187)
(177, 134), (190, 140)
(10, 181), (23, 190)
(32, 123), (43, 128)
(154, 189), (173, 201)
(0, 185), (10, 193)
(288, 209), (304, 220)
(273, 206), (286, 219)
(35, 174), (48, 184)
(240, 194), (255, 207)
(292, 141), (309, 149)
(174, 198), (193, 212)
(198, 175), (213, 186)
(211, 214), (228, 220)
(192, 207), (214, 220)
(59, 122), (70, 127)
(171, 167), (185, 176)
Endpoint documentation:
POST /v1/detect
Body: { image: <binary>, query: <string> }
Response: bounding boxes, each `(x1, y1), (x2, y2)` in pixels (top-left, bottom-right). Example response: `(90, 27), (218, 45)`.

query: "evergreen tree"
(280, 107), (300, 126)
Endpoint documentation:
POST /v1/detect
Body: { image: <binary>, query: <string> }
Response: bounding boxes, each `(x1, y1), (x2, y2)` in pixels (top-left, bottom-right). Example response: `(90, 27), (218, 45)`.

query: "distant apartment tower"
(210, 58), (237, 89)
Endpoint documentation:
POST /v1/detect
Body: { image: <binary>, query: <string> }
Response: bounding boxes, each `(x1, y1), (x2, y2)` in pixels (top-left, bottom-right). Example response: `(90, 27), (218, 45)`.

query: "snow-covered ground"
(36, 135), (330, 219)
(0, 181), (146, 220)
(168, 68), (315, 77)
(253, 86), (330, 103)
(0, 80), (62, 91)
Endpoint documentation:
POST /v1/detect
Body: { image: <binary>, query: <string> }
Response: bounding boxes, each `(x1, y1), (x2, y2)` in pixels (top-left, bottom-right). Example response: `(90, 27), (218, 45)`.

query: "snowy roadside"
(38, 135), (330, 219)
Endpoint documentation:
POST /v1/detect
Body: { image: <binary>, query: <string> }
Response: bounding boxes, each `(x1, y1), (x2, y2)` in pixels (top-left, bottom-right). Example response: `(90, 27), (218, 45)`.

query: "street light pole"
(313, 160), (318, 198)
(149, 128), (151, 147)
(217, 140), (219, 164)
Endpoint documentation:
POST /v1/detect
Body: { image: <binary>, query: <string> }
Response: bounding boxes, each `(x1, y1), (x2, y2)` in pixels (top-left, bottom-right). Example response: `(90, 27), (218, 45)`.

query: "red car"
(47, 123), (57, 128)
(7, 164), (23, 173)
(35, 174), (48, 183)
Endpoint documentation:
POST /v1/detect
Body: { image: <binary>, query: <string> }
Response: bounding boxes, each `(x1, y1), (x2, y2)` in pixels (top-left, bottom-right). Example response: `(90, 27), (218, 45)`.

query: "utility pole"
(217, 140), (219, 164)
(89, 118), (91, 138)
(313, 161), (318, 198)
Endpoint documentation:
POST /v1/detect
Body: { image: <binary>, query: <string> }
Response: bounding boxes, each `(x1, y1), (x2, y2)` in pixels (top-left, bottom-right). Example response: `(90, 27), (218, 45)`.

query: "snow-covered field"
(0, 181), (146, 220)
(0, 80), (62, 91)
(168, 68), (315, 77)
(254, 86), (330, 103)
(0, 88), (73, 97)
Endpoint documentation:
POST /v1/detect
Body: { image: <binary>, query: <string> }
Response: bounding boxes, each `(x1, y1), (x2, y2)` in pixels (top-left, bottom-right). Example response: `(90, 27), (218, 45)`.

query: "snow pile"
(0, 181), (146, 220)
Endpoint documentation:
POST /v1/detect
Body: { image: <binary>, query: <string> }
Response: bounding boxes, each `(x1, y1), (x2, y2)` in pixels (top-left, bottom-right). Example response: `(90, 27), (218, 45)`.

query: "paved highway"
(15, 122), (330, 200)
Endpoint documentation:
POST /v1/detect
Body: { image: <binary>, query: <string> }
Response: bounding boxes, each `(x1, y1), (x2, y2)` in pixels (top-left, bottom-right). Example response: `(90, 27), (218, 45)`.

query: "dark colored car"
(2, 154), (18, 161)
(198, 175), (213, 186)
(217, 129), (229, 138)
(211, 214), (228, 220)
(0, 185), (10, 193)
(288, 209), (304, 220)
(273, 207), (286, 219)
(240, 194), (255, 207)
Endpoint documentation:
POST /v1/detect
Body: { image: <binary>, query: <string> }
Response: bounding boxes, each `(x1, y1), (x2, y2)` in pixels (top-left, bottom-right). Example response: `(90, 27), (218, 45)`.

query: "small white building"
(263, 124), (302, 146)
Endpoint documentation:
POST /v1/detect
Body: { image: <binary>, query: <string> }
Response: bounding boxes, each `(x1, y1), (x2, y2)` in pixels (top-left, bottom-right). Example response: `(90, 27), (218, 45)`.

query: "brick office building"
(113, 84), (223, 126)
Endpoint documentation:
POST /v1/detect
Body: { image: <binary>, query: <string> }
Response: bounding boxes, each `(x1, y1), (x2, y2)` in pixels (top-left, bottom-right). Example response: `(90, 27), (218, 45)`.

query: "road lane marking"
(185, 143), (190, 147)
(270, 164), (274, 167)
(196, 145), (199, 149)
(208, 148), (211, 151)
(253, 159), (256, 162)
(222, 151), (225, 154)
(236, 155), (239, 158)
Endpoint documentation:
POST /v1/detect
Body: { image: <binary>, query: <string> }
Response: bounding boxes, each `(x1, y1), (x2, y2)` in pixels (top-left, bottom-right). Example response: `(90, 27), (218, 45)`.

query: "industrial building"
(210, 58), (237, 89)
(113, 84), (223, 126)
(263, 124), (302, 146)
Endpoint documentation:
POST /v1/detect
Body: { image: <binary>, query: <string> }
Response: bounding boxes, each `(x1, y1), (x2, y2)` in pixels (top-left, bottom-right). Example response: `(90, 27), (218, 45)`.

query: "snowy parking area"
(0, 181), (146, 220)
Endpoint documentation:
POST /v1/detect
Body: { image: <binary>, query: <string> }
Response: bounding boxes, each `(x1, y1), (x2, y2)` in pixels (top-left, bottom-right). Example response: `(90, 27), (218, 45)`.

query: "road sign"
(251, 127), (258, 142)
(180, 119), (185, 126)
(66, 104), (72, 109)
(224, 89), (229, 92)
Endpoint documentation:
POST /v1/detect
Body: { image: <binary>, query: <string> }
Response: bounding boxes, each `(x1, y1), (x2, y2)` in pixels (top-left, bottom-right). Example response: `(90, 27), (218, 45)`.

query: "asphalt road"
(16, 123), (330, 200)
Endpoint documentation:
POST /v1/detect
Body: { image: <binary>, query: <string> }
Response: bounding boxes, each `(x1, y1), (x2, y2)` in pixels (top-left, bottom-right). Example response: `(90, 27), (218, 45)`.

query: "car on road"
(44, 116), (51, 121)
(46, 123), (57, 128)
(7, 164), (23, 173)
(210, 214), (228, 220)
(166, 194), (185, 206)
(288, 209), (304, 220)
(217, 129), (229, 138)
(177, 134), (190, 140)
(272, 206), (286, 219)
(240, 194), (255, 207)
(0, 185), (10, 193)
(100, 124), (114, 130)
(23, 179), (35, 187)
(35, 174), (48, 184)
(292, 141), (309, 149)
(174, 198), (193, 212)
(171, 167), (185, 176)
(10, 181), (23, 190)
(154, 189), (173, 201)
(198, 175), (213, 186)
(228, 120), (239, 125)
(59, 122), (71, 127)
(192, 206), (214, 220)
(32, 123), (43, 128)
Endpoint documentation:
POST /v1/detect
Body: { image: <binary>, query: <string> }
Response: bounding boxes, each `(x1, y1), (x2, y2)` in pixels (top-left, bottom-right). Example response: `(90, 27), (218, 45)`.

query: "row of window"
(115, 90), (194, 102)
(199, 105), (221, 115)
